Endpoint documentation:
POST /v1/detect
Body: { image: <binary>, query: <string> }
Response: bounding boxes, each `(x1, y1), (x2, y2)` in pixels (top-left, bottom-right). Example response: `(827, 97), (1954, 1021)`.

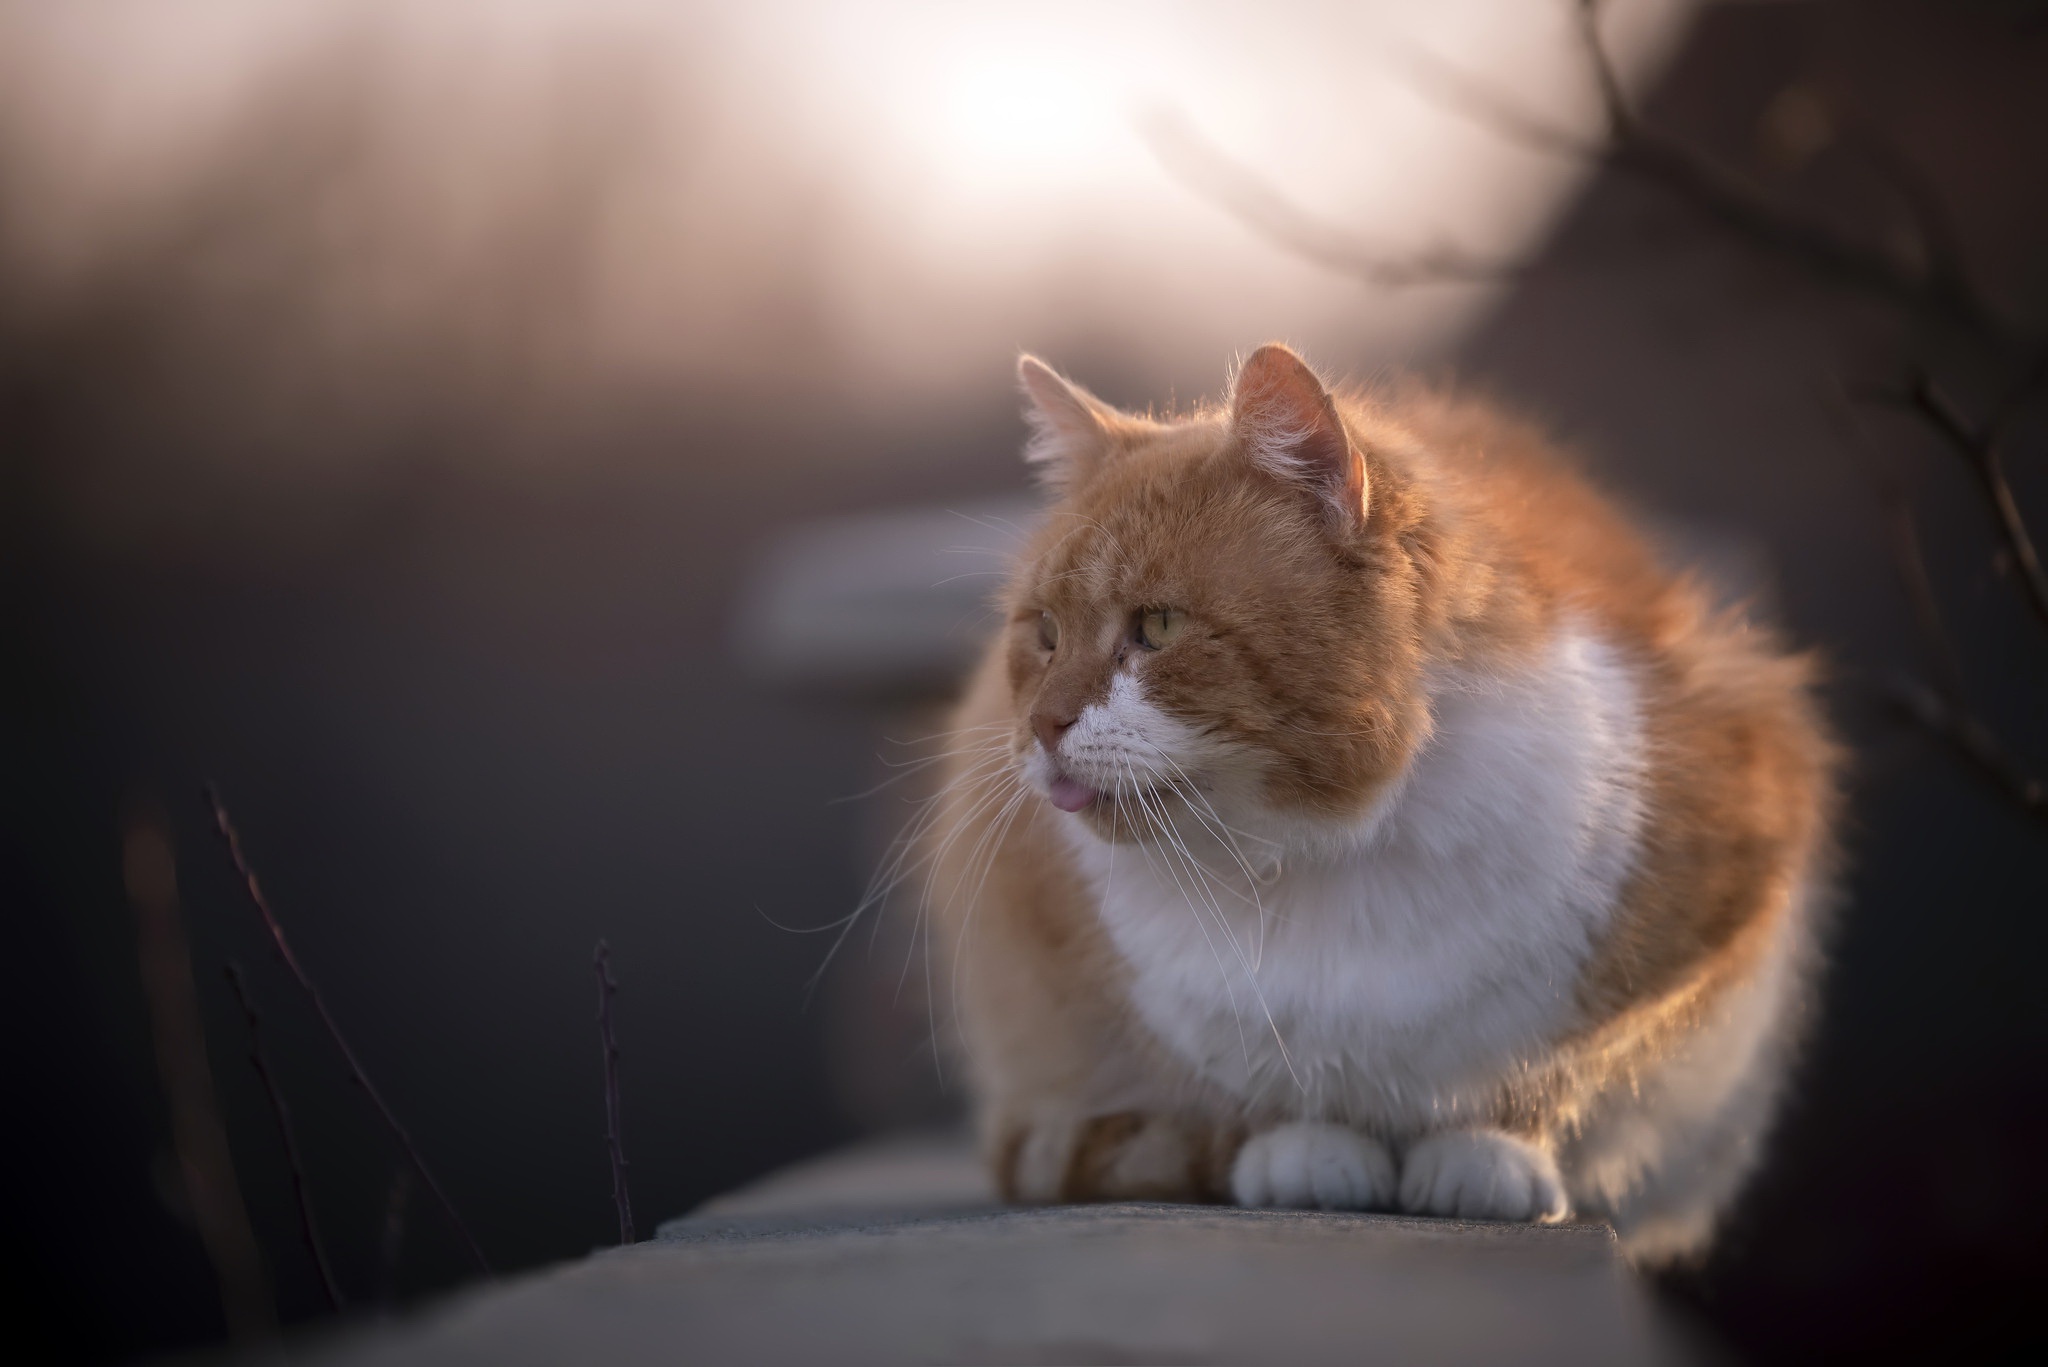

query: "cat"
(919, 343), (1839, 1264)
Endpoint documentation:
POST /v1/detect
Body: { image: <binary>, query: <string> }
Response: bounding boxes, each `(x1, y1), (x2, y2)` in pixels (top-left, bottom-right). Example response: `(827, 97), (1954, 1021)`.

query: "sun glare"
(928, 48), (1128, 193)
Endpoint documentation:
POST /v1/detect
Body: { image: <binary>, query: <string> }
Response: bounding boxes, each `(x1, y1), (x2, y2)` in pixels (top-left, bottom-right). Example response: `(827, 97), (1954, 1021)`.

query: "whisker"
(829, 739), (1008, 805)
(1137, 745), (1275, 965)
(896, 766), (1027, 1005)
(1128, 761), (1302, 1092)
(944, 776), (1033, 1083)
(799, 752), (1017, 1000)
(851, 751), (1014, 907)
(945, 507), (1036, 548)
(929, 569), (1017, 588)
(876, 721), (1013, 751)
(1026, 511), (1132, 585)
(1122, 756), (1253, 1069)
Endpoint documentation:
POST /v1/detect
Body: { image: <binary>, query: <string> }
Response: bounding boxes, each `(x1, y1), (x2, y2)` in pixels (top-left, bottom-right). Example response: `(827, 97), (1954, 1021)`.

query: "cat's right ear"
(1230, 343), (1368, 532)
(1018, 355), (1114, 494)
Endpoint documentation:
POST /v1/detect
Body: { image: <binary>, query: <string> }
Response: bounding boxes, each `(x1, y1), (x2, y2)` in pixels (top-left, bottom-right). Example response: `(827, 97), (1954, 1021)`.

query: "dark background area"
(4, 2), (2046, 1362)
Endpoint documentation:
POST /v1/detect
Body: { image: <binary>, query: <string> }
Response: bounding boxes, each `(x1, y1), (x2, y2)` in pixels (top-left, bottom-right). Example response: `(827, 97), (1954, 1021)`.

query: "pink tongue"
(1047, 775), (1099, 813)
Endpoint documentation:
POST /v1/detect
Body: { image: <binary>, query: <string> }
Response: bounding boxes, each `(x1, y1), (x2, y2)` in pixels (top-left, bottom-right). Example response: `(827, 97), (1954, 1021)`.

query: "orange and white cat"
(922, 344), (1838, 1264)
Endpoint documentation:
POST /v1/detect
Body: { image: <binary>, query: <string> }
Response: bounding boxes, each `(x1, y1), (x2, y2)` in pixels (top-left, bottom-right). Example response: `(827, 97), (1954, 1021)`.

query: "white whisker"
(1138, 743), (1275, 967)
(796, 741), (1014, 1001)
(1123, 756), (1253, 1069)
(1128, 762), (1302, 1092)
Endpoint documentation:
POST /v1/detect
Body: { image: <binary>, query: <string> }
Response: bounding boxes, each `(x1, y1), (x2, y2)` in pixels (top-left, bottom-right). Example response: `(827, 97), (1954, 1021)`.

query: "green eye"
(1038, 611), (1060, 651)
(1137, 609), (1184, 650)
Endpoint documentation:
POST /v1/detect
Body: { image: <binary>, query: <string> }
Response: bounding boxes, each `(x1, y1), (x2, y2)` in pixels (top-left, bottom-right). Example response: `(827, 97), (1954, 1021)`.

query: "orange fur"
(921, 346), (1838, 1262)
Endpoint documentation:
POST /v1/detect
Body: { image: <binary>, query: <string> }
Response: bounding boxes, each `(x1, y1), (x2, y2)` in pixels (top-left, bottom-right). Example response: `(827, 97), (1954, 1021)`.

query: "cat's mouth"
(1042, 766), (1181, 817)
(1046, 773), (1100, 813)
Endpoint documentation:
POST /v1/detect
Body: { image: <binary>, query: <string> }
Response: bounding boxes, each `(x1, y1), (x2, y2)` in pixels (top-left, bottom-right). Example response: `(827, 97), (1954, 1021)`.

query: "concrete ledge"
(268, 1135), (1705, 1366)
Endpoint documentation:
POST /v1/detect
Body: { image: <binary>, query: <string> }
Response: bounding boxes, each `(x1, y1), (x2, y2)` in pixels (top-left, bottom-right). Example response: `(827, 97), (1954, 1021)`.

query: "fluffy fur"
(921, 345), (1837, 1264)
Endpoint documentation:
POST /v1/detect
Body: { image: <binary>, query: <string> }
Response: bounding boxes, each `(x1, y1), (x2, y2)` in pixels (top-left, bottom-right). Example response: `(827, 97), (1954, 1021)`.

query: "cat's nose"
(1031, 711), (1076, 755)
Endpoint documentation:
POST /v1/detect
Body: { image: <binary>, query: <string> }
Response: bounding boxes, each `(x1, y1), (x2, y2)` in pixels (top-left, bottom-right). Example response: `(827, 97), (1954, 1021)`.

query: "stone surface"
(264, 1134), (1705, 1366)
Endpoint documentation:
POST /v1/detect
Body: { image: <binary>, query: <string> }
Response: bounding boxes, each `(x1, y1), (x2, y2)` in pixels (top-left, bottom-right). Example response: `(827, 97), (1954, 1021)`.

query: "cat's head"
(1003, 344), (1435, 842)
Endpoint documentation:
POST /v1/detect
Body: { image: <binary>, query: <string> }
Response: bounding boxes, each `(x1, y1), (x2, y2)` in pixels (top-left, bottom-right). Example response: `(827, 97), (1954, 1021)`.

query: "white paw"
(1231, 1122), (1394, 1210)
(1398, 1130), (1568, 1223)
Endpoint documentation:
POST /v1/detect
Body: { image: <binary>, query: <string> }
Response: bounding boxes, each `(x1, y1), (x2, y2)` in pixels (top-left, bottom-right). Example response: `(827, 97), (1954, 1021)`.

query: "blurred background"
(4, 0), (2045, 1361)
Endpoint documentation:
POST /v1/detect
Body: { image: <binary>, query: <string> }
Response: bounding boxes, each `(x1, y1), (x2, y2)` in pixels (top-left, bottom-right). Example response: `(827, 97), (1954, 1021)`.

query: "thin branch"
(125, 808), (275, 1341)
(1396, 0), (2022, 340)
(1824, 384), (1972, 706)
(207, 787), (491, 1274)
(1593, 129), (2004, 337)
(593, 940), (634, 1245)
(1890, 375), (2048, 631)
(1394, 42), (1596, 160)
(1575, 0), (1633, 141)
(1566, 0), (2008, 338)
(1138, 107), (1526, 289)
(1832, 377), (2048, 827)
(1149, 0), (2029, 341)
(225, 962), (344, 1313)
(1887, 678), (2048, 825)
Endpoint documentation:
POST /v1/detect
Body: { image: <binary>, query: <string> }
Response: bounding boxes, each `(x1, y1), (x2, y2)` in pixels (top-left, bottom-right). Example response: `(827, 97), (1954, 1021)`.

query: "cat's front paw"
(1398, 1130), (1568, 1223)
(1230, 1121), (1395, 1211)
(995, 1109), (1215, 1204)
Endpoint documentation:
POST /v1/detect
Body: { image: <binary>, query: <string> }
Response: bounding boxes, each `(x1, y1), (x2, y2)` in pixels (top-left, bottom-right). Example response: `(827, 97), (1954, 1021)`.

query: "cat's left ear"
(1018, 355), (1120, 494)
(1230, 343), (1368, 531)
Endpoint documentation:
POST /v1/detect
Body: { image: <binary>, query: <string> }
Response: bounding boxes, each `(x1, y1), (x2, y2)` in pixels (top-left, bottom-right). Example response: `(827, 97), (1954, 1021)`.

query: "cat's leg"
(970, 931), (1234, 1205)
(993, 1106), (1236, 1203)
(956, 886), (1228, 1204)
(926, 732), (1225, 1204)
(1230, 1121), (1396, 1211)
(1397, 1130), (1569, 1223)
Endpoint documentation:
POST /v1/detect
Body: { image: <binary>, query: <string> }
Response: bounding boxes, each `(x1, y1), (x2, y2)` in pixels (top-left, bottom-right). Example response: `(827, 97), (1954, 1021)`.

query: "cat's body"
(924, 346), (1836, 1264)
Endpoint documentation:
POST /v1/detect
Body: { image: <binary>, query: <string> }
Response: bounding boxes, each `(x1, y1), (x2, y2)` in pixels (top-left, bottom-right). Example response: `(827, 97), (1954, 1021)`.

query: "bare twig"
(1824, 384), (1972, 706)
(1826, 386), (2046, 827)
(1150, 0), (2032, 340)
(1138, 107), (1525, 289)
(1887, 678), (2048, 824)
(1903, 376), (2048, 631)
(1254, 0), (2026, 340)
(1379, 42), (1595, 160)
(225, 962), (344, 1313)
(593, 940), (634, 1244)
(207, 787), (491, 1274)
(1566, 0), (2006, 337)
(125, 807), (275, 1341)
(1574, 0), (1633, 140)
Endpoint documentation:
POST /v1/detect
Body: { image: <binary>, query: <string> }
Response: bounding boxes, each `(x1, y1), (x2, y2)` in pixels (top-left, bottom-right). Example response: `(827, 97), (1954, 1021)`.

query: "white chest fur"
(1063, 622), (1650, 1134)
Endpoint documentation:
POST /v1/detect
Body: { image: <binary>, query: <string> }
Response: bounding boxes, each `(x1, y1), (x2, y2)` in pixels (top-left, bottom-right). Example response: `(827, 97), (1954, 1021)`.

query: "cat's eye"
(1137, 609), (1184, 650)
(1038, 611), (1060, 651)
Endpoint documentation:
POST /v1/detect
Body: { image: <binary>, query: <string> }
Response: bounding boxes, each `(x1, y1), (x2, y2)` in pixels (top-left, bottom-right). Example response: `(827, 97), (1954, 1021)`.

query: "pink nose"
(1031, 711), (1074, 755)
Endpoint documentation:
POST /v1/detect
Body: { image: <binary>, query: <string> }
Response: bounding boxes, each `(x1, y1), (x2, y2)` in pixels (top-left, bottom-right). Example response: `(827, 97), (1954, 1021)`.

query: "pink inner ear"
(1235, 347), (1319, 421)
(1233, 347), (1364, 520)
(1018, 355), (1111, 491)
